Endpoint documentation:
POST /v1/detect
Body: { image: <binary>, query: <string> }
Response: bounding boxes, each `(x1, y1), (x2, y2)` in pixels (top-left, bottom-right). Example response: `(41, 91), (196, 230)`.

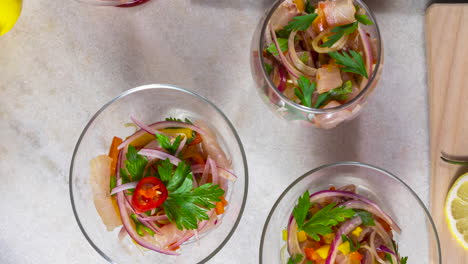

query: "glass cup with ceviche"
(70, 84), (248, 264)
(250, 0), (383, 129)
(260, 162), (441, 264)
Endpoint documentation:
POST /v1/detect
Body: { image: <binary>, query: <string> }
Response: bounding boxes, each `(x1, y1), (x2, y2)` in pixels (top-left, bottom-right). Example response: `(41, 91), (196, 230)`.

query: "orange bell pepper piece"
(304, 247), (321, 261)
(108, 136), (123, 176)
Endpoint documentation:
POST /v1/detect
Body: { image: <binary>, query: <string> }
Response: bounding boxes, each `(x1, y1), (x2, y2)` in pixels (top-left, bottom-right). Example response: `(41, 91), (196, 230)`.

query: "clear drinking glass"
(75, 0), (149, 7)
(260, 162), (441, 264)
(250, 0), (383, 129)
(69, 84), (248, 263)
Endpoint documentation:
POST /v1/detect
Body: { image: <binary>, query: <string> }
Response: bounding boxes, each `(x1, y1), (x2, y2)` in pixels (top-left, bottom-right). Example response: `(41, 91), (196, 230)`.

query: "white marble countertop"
(0, 0), (433, 263)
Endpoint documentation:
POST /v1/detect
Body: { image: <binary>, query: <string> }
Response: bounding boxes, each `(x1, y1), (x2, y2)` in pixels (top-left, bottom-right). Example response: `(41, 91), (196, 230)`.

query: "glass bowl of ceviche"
(250, 0), (383, 129)
(70, 84), (248, 263)
(260, 162), (441, 264)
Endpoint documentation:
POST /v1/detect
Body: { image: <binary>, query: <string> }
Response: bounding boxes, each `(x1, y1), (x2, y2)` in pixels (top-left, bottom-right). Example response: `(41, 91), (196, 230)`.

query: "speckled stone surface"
(0, 0), (433, 263)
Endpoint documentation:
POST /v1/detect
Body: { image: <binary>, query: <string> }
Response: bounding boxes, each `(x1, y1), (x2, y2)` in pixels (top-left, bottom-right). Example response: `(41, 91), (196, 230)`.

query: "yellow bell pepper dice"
(323, 233), (335, 244)
(297, 230), (307, 242)
(129, 133), (154, 147)
(293, 0), (305, 13)
(158, 128), (193, 139)
(282, 230), (288, 241)
(316, 245), (330, 259)
(338, 241), (351, 255)
(352, 226), (363, 237)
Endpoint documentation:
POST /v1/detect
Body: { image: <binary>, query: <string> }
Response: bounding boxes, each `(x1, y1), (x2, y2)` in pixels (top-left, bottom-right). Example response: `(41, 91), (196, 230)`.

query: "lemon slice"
(445, 172), (468, 249)
(0, 0), (22, 36)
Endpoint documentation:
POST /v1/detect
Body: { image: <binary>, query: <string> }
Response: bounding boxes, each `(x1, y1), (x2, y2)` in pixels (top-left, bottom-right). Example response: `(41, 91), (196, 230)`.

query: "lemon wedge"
(0, 0), (22, 36)
(445, 172), (468, 249)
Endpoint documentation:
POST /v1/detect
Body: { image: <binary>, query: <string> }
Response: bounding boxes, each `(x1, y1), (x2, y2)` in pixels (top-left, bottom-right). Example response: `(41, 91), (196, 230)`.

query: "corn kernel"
(323, 233), (335, 244)
(297, 230), (307, 242)
(316, 245), (330, 259)
(282, 230), (288, 241)
(338, 241), (351, 255)
(352, 226), (363, 237)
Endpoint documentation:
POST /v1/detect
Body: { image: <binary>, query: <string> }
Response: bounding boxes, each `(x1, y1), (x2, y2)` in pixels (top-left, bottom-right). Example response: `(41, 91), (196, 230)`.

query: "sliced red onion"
(288, 30), (317, 77)
(110, 181), (138, 195)
(309, 190), (401, 233)
(199, 160), (211, 185)
(287, 219), (303, 256)
(130, 116), (163, 136)
(277, 63), (287, 92)
(136, 215), (163, 236)
(168, 210), (215, 250)
(208, 157), (219, 185)
(378, 245), (396, 256)
(138, 148), (181, 165)
(326, 217), (362, 264)
(360, 245), (374, 264)
(118, 121), (206, 150)
(175, 135), (187, 156)
(337, 184), (356, 193)
(370, 231), (386, 264)
(191, 164), (237, 181)
(269, 24), (301, 79)
(139, 214), (169, 222)
(116, 191), (178, 255)
(358, 25), (373, 88)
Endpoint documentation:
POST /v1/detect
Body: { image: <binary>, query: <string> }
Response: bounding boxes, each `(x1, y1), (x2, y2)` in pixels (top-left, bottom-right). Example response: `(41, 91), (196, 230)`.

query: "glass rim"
(257, 0), (383, 114)
(75, 0), (141, 6)
(69, 84), (249, 264)
(259, 161), (441, 264)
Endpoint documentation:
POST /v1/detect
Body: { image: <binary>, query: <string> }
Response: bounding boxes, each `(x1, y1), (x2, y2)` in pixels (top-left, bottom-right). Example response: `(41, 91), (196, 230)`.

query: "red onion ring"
(326, 217), (362, 264)
(138, 148), (181, 165)
(207, 157), (219, 185)
(110, 181), (138, 195)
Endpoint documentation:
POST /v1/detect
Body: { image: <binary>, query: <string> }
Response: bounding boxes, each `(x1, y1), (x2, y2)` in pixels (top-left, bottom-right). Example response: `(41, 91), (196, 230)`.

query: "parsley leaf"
(341, 234), (360, 252)
(302, 203), (355, 241)
(400, 256), (408, 264)
(293, 190), (311, 229)
(305, 0), (315, 14)
(157, 158), (173, 183)
(165, 161), (191, 192)
(354, 210), (375, 226)
(295, 76), (316, 107)
(155, 134), (183, 155)
(164, 183), (224, 230)
(165, 117), (193, 124)
(322, 22), (357, 48)
(264, 63), (273, 75)
(355, 14), (374, 25)
(313, 80), (353, 108)
(266, 38), (288, 56)
(120, 145), (148, 183)
(329, 50), (368, 78)
(284, 13), (318, 32)
(109, 175), (117, 193)
(287, 253), (304, 264)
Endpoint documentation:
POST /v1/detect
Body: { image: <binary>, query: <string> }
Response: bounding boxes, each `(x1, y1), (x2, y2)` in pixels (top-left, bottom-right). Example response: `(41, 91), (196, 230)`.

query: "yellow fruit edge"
(444, 173), (468, 250)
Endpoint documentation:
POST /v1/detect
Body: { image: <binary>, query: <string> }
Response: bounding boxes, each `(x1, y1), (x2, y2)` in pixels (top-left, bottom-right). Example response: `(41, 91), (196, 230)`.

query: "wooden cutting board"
(426, 4), (468, 264)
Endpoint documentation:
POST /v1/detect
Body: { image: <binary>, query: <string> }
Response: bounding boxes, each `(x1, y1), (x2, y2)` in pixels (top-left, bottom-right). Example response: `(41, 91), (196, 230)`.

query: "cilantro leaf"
(329, 50), (368, 78)
(287, 253), (304, 264)
(322, 22), (357, 48)
(355, 14), (374, 25)
(264, 63), (273, 75)
(121, 145), (148, 183)
(400, 256), (408, 264)
(164, 183), (224, 230)
(305, 0), (315, 14)
(354, 210), (375, 226)
(295, 76), (316, 107)
(284, 13), (318, 32)
(266, 38), (288, 56)
(155, 134), (183, 155)
(165, 161), (191, 192)
(341, 234), (360, 252)
(293, 190), (311, 229)
(302, 203), (355, 241)
(157, 158), (173, 183)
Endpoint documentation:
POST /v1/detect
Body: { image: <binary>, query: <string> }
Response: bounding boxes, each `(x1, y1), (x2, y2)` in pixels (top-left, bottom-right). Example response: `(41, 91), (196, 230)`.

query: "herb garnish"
(329, 50), (368, 78)
(305, 0), (315, 14)
(155, 134), (183, 155)
(295, 76), (316, 108)
(284, 13), (318, 32)
(354, 210), (375, 226)
(355, 14), (373, 25)
(266, 38), (288, 56)
(264, 63), (273, 75)
(314, 80), (353, 108)
(321, 22), (358, 48)
(287, 253), (304, 264)
(341, 234), (361, 252)
(120, 145), (148, 184)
